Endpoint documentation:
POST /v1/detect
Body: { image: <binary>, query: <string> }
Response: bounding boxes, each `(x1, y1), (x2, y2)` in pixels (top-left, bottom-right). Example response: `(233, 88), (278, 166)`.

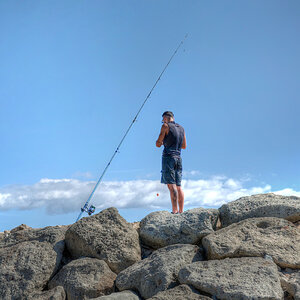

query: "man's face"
(162, 116), (171, 123)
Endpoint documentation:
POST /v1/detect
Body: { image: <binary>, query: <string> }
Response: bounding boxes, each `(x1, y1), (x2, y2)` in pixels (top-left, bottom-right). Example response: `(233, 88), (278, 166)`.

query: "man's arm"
(156, 123), (168, 147)
(181, 133), (187, 149)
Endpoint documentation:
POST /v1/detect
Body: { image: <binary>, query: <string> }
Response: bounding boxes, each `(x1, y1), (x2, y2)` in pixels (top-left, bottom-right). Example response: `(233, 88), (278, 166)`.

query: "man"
(156, 111), (186, 214)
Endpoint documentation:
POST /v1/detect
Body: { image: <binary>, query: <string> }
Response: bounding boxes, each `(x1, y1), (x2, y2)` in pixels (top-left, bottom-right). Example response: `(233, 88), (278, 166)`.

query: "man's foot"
(171, 211), (179, 214)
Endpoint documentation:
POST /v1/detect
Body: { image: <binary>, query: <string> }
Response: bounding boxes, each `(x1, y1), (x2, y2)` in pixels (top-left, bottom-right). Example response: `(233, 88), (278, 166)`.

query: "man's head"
(162, 111), (174, 123)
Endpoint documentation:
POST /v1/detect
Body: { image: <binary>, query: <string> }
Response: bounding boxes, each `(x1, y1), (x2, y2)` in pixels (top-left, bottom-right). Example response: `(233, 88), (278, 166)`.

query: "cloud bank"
(0, 175), (299, 215)
(1, 175), (299, 215)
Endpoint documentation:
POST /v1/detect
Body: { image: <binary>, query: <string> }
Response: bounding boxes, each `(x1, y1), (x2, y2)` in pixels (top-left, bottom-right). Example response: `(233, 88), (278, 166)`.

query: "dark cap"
(162, 111), (174, 118)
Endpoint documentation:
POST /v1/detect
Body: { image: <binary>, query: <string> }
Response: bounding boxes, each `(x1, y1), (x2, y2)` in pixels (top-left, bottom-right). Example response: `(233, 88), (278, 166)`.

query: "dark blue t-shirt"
(162, 121), (185, 157)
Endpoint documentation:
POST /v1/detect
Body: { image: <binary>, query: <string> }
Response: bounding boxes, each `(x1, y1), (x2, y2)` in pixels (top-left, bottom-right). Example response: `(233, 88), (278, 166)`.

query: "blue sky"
(1, 0), (299, 231)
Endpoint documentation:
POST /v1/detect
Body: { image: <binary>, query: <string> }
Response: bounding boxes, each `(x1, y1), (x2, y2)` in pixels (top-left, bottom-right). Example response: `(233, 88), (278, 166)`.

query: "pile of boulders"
(0, 192), (299, 300)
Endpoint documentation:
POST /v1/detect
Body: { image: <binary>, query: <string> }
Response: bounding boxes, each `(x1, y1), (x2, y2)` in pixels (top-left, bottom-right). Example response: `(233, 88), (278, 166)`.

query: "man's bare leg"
(167, 183), (178, 213)
(176, 185), (184, 213)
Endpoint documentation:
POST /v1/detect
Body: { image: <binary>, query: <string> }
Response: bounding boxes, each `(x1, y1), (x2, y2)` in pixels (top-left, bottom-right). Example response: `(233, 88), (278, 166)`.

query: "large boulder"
(65, 207), (141, 274)
(28, 286), (66, 300)
(116, 244), (202, 299)
(48, 257), (116, 300)
(219, 193), (300, 227)
(139, 208), (219, 249)
(95, 290), (141, 299)
(0, 225), (68, 299)
(148, 284), (212, 300)
(178, 257), (284, 300)
(280, 269), (300, 300)
(202, 217), (300, 269)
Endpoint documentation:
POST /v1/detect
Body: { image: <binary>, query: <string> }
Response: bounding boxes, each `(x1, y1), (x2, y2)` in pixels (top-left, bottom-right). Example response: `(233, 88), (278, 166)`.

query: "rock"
(0, 224), (69, 248)
(178, 257), (284, 300)
(28, 286), (66, 300)
(0, 240), (65, 299)
(116, 244), (202, 299)
(0, 225), (67, 299)
(131, 221), (140, 232)
(65, 207), (141, 274)
(202, 217), (300, 269)
(48, 257), (116, 300)
(280, 269), (300, 300)
(139, 208), (219, 249)
(95, 290), (141, 299)
(219, 193), (300, 227)
(10, 223), (32, 233)
(148, 284), (212, 299)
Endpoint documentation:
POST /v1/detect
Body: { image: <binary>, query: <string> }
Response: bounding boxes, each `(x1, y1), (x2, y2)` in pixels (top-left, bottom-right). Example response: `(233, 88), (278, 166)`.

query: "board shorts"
(161, 155), (182, 186)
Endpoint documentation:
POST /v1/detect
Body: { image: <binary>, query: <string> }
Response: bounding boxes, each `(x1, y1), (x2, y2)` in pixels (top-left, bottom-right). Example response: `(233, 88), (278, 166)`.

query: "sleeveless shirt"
(162, 121), (185, 157)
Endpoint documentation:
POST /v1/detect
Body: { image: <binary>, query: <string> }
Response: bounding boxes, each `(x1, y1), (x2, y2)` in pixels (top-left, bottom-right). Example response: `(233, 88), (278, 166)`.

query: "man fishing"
(156, 111), (187, 214)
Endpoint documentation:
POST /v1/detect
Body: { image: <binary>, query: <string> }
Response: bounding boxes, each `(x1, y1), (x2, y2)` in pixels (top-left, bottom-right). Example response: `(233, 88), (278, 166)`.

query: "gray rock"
(0, 225), (67, 300)
(0, 240), (65, 300)
(48, 257), (117, 300)
(148, 284), (212, 299)
(65, 207), (141, 274)
(28, 286), (66, 300)
(139, 208), (219, 249)
(280, 269), (300, 300)
(202, 217), (300, 269)
(219, 193), (300, 227)
(0, 224), (69, 248)
(95, 290), (141, 300)
(116, 244), (203, 299)
(178, 257), (284, 300)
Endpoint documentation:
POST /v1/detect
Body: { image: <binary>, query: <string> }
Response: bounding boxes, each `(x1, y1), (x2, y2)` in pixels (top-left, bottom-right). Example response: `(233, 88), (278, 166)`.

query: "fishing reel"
(81, 204), (96, 216)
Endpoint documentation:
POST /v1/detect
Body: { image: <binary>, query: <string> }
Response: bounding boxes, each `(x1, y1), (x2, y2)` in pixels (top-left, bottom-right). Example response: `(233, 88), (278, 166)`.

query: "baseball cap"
(162, 111), (174, 118)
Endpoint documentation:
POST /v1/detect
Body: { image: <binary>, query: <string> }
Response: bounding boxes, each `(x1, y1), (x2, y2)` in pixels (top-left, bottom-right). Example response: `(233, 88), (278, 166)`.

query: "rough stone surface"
(48, 257), (116, 300)
(178, 257), (284, 300)
(65, 207), (141, 274)
(219, 193), (300, 227)
(0, 224), (69, 248)
(10, 223), (32, 233)
(148, 284), (212, 300)
(202, 217), (300, 269)
(116, 244), (203, 299)
(95, 290), (141, 300)
(0, 225), (67, 299)
(28, 286), (66, 300)
(131, 221), (140, 232)
(280, 269), (300, 300)
(139, 208), (219, 249)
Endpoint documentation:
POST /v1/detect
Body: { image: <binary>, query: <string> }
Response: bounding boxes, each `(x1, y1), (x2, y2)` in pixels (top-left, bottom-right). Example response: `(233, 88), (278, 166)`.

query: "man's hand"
(156, 123), (168, 147)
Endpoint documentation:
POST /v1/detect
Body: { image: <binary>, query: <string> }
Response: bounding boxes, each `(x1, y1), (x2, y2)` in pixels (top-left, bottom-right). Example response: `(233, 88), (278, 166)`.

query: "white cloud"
(0, 176), (298, 215)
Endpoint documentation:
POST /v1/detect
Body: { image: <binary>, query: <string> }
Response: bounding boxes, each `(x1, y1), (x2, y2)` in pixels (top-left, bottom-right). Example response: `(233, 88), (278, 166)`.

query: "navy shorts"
(161, 155), (183, 186)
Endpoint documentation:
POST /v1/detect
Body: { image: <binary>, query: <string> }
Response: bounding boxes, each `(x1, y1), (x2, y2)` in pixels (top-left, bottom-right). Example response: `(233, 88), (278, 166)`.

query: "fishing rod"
(76, 34), (188, 222)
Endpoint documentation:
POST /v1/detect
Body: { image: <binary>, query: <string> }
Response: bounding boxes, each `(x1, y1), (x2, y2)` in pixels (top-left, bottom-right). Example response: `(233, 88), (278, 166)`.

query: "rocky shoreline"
(0, 192), (299, 299)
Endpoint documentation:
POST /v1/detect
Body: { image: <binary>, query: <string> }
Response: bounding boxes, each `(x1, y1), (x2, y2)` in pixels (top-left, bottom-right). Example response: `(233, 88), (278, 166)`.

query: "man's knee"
(167, 184), (178, 196)
(167, 183), (176, 189)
